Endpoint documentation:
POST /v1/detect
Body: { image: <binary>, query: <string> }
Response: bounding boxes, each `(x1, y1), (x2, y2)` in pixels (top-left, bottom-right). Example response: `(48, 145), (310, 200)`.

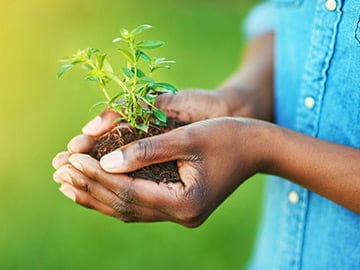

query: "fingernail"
(82, 116), (102, 135)
(100, 150), (124, 172)
(68, 135), (91, 153)
(69, 155), (84, 172)
(59, 184), (76, 201)
(53, 168), (72, 184)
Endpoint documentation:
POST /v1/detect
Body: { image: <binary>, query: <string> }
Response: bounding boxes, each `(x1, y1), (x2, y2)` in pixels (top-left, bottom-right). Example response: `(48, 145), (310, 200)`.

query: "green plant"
(57, 24), (177, 133)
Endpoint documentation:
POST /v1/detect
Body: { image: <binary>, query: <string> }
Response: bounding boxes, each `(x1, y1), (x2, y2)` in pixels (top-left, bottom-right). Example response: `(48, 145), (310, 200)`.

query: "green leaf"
(131, 24), (152, 36)
(96, 53), (106, 69)
(103, 59), (114, 73)
(135, 123), (148, 132)
(150, 82), (177, 94)
(112, 37), (123, 43)
(139, 51), (151, 62)
(152, 108), (167, 123)
(89, 101), (108, 111)
(84, 76), (100, 82)
(57, 64), (73, 78)
(138, 77), (154, 84)
(120, 28), (130, 39)
(87, 48), (100, 58)
(118, 49), (135, 65)
(131, 67), (145, 78)
(139, 95), (154, 106)
(122, 67), (133, 78)
(136, 40), (165, 50)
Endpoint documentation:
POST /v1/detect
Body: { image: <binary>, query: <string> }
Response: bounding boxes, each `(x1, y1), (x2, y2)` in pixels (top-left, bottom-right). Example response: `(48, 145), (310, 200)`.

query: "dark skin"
(53, 33), (360, 227)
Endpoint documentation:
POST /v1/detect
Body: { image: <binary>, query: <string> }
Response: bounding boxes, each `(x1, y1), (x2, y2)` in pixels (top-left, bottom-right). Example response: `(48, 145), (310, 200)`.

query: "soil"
(89, 117), (187, 183)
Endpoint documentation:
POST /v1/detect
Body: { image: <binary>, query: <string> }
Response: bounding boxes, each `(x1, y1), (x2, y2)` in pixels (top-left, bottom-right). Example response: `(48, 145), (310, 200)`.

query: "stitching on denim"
(355, 15), (360, 46)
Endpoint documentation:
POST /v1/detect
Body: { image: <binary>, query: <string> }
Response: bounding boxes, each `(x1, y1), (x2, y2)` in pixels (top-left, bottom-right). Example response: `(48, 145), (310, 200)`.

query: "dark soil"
(89, 117), (187, 183)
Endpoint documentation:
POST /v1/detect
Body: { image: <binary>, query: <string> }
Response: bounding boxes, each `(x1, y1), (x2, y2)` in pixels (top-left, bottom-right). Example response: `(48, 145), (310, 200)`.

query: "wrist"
(233, 118), (277, 174)
(217, 86), (258, 118)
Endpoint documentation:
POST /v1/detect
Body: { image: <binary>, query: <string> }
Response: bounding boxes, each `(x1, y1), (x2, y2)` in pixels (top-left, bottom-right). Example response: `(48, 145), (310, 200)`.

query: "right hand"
(53, 117), (270, 227)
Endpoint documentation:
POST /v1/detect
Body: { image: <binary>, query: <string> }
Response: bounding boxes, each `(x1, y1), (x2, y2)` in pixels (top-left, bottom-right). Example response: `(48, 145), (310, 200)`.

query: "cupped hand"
(53, 117), (270, 227)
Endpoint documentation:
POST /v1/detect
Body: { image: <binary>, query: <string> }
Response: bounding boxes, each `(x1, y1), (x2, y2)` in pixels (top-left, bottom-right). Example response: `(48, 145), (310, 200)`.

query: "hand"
(60, 89), (230, 156)
(53, 117), (270, 227)
(155, 89), (230, 123)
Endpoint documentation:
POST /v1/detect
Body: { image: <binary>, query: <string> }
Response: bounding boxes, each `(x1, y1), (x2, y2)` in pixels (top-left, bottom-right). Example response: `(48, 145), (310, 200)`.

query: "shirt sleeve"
(243, 1), (276, 40)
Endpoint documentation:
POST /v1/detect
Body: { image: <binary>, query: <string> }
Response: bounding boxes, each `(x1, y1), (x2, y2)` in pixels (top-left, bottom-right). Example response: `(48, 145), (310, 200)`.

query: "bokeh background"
(0, 0), (265, 269)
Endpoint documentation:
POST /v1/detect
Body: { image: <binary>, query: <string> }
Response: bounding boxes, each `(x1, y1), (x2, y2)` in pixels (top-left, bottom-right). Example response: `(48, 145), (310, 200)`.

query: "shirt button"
(304, 97), (315, 109)
(288, 191), (300, 204)
(325, 0), (337, 11)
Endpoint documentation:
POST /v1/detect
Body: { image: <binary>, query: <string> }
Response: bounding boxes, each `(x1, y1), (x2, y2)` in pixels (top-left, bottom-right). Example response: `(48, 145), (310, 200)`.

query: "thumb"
(82, 110), (120, 136)
(99, 127), (190, 173)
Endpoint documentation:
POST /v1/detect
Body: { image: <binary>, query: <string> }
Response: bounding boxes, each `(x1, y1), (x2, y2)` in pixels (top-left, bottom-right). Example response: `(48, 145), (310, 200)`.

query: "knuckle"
(92, 166), (102, 182)
(133, 138), (155, 162)
(108, 197), (134, 216)
(114, 180), (136, 204)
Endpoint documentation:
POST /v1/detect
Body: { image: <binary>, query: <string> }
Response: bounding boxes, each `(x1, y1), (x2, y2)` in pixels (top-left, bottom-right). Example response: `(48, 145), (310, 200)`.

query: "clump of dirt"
(89, 117), (186, 183)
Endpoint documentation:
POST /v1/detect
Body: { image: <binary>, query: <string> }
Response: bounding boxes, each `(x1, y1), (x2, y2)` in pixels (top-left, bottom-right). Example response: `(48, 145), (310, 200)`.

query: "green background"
(0, 0), (264, 269)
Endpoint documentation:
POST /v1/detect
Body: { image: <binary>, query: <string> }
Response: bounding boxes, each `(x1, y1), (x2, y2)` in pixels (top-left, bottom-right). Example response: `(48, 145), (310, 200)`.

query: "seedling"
(57, 24), (177, 133)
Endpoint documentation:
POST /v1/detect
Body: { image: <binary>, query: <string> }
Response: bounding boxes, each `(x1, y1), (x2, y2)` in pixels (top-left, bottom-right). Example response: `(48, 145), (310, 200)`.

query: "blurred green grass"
(0, 0), (264, 269)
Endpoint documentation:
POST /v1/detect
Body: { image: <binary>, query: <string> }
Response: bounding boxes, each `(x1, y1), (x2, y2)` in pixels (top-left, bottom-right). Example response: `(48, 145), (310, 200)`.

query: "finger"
(67, 134), (95, 153)
(68, 153), (185, 210)
(52, 151), (71, 169)
(82, 110), (120, 136)
(58, 169), (174, 223)
(99, 127), (192, 173)
(68, 153), (207, 226)
(59, 183), (123, 218)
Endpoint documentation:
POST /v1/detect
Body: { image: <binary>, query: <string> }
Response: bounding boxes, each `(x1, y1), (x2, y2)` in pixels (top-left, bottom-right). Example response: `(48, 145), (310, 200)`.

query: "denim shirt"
(247, 1), (360, 269)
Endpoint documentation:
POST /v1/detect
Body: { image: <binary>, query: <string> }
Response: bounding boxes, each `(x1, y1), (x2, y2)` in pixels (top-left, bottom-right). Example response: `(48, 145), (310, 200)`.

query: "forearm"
(262, 123), (360, 214)
(218, 32), (274, 121)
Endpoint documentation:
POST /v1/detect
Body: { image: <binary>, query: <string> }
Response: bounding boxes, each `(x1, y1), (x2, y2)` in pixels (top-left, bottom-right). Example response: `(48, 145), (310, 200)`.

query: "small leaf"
(57, 64), (73, 78)
(118, 49), (135, 65)
(131, 24), (152, 36)
(103, 59), (114, 73)
(138, 77), (154, 84)
(96, 53), (106, 69)
(89, 101), (108, 111)
(120, 28), (130, 39)
(152, 108), (167, 123)
(139, 51), (151, 63)
(87, 48), (100, 58)
(136, 40), (165, 50)
(156, 59), (176, 65)
(122, 67), (133, 78)
(135, 123), (148, 132)
(139, 95), (154, 105)
(131, 67), (145, 78)
(58, 56), (72, 62)
(112, 37), (123, 43)
(150, 82), (177, 94)
(84, 76), (100, 82)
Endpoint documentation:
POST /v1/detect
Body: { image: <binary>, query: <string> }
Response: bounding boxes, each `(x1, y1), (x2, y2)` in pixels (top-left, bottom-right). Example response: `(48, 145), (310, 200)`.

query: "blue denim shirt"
(247, 1), (360, 269)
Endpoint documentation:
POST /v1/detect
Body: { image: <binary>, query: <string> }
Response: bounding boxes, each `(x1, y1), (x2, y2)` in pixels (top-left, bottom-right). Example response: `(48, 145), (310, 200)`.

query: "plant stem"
(101, 85), (111, 101)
